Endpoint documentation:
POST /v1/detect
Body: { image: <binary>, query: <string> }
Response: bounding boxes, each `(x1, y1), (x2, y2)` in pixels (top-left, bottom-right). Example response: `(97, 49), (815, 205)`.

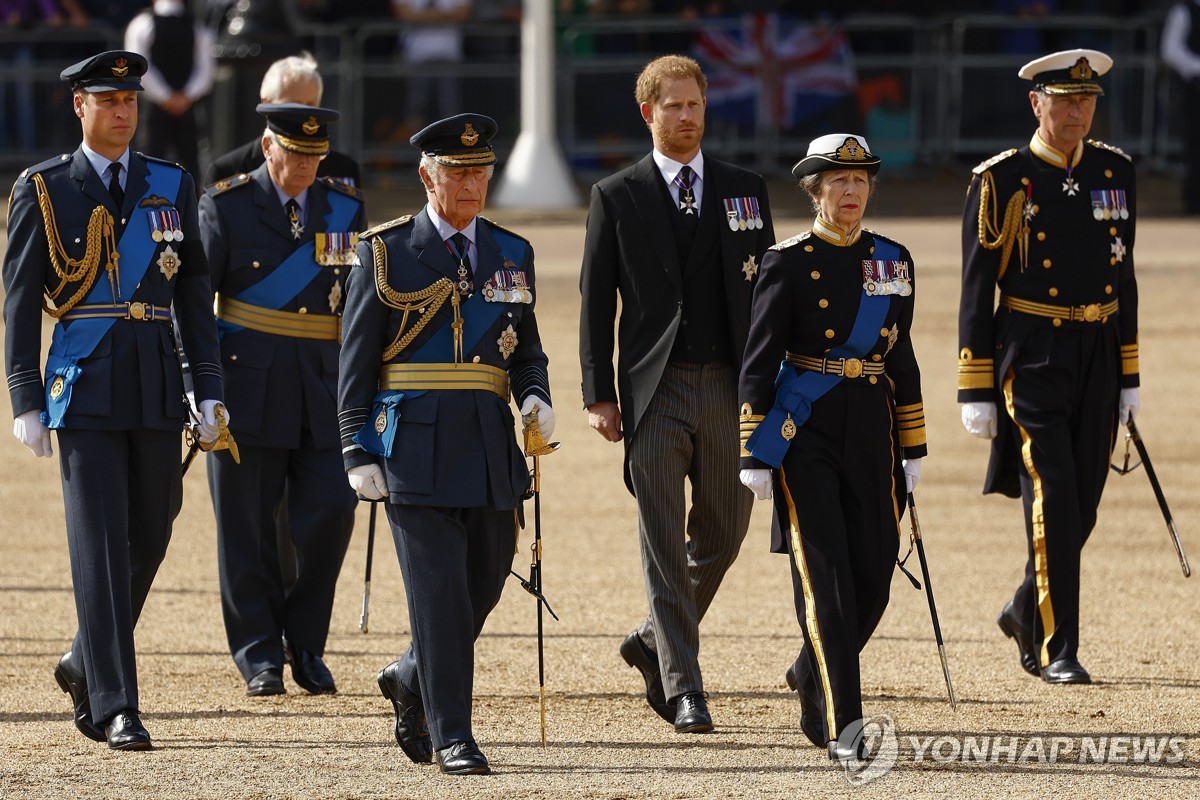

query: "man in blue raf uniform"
(958, 49), (1140, 685)
(338, 113), (552, 775)
(199, 103), (365, 697)
(2, 50), (225, 750)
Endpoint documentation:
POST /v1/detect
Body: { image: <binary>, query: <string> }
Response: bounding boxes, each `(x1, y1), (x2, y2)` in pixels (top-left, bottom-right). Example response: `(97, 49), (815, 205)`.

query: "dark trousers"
(776, 385), (901, 740)
(57, 427), (182, 723)
(1001, 325), (1119, 668)
(387, 503), (515, 750)
(625, 362), (752, 702)
(138, 104), (201, 186)
(208, 442), (355, 681)
(1182, 79), (1200, 214)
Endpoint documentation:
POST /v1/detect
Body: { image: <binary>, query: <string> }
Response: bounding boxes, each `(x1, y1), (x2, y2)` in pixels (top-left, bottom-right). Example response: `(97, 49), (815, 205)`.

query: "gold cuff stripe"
(1001, 294), (1118, 323)
(218, 296), (340, 341)
(1122, 356), (1139, 376)
(275, 134), (331, 156)
(380, 362), (510, 401)
(899, 428), (927, 449)
(958, 373), (995, 390)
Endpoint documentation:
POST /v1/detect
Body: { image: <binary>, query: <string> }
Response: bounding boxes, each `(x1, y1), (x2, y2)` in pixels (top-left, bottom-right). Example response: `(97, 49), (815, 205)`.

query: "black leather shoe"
(785, 662), (825, 749)
(1041, 658), (1092, 685)
(377, 660), (433, 764)
(618, 631), (673, 723)
(996, 601), (1040, 677)
(435, 740), (490, 775)
(673, 692), (713, 734)
(104, 710), (152, 751)
(246, 668), (285, 697)
(828, 739), (869, 762)
(284, 641), (337, 695)
(53, 651), (105, 742)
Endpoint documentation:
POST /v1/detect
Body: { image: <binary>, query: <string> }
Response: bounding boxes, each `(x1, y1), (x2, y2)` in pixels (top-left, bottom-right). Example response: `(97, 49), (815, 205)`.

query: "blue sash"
(353, 224), (527, 457)
(745, 236), (899, 468)
(217, 190), (358, 338)
(43, 162), (182, 428)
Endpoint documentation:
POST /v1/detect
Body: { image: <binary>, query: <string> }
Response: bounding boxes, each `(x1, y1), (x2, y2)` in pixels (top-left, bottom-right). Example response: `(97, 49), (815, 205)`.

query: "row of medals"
(727, 213), (764, 231)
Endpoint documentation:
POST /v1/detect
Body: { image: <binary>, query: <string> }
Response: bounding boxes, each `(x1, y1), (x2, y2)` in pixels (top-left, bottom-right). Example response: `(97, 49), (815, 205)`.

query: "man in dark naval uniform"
(199, 103), (365, 698)
(338, 114), (552, 775)
(958, 49), (1140, 685)
(578, 54), (774, 733)
(2, 50), (225, 750)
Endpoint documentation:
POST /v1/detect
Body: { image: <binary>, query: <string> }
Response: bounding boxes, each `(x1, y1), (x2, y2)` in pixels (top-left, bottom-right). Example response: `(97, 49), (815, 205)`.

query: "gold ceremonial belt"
(217, 296), (340, 341)
(787, 352), (885, 379)
(380, 362), (510, 401)
(1000, 295), (1119, 325)
(60, 302), (172, 323)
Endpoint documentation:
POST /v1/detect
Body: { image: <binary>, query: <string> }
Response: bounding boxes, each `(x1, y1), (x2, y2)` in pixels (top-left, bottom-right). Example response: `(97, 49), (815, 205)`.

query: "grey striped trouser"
(626, 361), (753, 702)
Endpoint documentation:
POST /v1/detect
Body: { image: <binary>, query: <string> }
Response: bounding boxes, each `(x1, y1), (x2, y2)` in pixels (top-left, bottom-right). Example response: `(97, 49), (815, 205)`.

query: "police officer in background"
(2, 50), (225, 749)
(199, 104), (365, 697)
(958, 49), (1140, 685)
(338, 114), (552, 775)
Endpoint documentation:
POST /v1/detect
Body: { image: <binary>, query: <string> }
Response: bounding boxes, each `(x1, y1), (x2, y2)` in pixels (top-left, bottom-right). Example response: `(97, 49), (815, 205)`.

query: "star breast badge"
(497, 324), (518, 359)
(157, 245), (181, 280)
(742, 254), (758, 281)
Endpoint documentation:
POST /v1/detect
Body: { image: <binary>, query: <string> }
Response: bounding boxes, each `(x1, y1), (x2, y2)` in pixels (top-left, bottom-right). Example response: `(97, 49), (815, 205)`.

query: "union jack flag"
(693, 15), (857, 133)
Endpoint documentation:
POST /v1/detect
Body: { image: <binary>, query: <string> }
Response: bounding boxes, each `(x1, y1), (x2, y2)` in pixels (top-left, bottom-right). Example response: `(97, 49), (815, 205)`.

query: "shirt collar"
(80, 143), (129, 184)
(812, 214), (862, 247)
(272, 182), (308, 213)
(652, 148), (704, 186)
(425, 204), (478, 247)
(1030, 132), (1084, 169)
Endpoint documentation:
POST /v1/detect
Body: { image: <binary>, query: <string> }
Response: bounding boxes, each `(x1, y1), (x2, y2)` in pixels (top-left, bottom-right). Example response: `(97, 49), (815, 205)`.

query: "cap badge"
(1069, 57), (1094, 80)
(302, 116), (320, 135)
(461, 123), (479, 147)
(835, 137), (866, 161)
(112, 58), (129, 78)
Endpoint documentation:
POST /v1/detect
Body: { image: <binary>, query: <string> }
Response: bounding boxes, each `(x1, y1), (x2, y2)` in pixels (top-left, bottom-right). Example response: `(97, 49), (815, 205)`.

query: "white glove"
(739, 468), (772, 501)
(1119, 387), (1139, 425)
(519, 395), (555, 441)
(902, 457), (922, 493)
(961, 401), (998, 439)
(13, 410), (52, 458)
(198, 399), (230, 444)
(348, 464), (388, 500)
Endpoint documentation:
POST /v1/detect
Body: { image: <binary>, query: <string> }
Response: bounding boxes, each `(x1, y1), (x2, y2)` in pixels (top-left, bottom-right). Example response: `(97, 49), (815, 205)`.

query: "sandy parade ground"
(1, 200), (1198, 799)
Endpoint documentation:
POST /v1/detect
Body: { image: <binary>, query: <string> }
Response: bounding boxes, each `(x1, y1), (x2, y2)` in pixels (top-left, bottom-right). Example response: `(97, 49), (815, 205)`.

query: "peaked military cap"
(410, 113), (498, 167)
(61, 50), (147, 93)
(257, 102), (340, 156)
(791, 133), (881, 179)
(1018, 49), (1112, 96)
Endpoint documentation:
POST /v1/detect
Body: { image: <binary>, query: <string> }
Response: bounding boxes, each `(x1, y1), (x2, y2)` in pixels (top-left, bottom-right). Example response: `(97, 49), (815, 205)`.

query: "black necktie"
(450, 232), (472, 297)
(675, 165), (697, 216)
(286, 199), (304, 240)
(108, 161), (124, 210)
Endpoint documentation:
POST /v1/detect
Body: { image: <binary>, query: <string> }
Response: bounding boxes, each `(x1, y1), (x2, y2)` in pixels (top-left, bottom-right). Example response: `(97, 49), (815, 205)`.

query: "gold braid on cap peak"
(371, 237), (455, 361)
(33, 172), (118, 317)
(976, 171), (1027, 280)
(275, 133), (330, 156)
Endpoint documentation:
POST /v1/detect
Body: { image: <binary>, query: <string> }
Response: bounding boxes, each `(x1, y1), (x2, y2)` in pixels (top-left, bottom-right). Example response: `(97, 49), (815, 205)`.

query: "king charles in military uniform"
(338, 114), (552, 776)
(2, 50), (225, 750)
(199, 103), (366, 698)
(958, 49), (1140, 685)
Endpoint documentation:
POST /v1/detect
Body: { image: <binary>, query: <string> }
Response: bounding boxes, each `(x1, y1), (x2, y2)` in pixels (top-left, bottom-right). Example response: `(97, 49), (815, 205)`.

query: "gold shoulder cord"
(33, 173), (119, 317)
(371, 236), (459, 361)
(976, 171), (1028, 280)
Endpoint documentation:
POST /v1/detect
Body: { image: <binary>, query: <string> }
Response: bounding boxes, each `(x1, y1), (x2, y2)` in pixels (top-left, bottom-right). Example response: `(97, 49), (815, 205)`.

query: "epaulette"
(479, 215), (529, 244)
(137, 152), (186, 170)
(1087, 139), (1132, 162)
(320, 175), (363, 201)
(18, 153), (71, 181)
(972, 148), (1018, 175)
(359, 214), (413, 239)
(865, 229), (907, 253)
(769, 231), (811, 251)
(205, 172), (251, 197)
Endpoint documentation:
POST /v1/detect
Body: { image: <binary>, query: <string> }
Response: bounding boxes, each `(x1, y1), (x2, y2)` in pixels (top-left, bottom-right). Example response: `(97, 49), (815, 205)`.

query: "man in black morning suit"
(338, 114), (552, 775)
(199, 103), (366, 697)
(2, 50), (225, 750)
(578, 55), (774, 733)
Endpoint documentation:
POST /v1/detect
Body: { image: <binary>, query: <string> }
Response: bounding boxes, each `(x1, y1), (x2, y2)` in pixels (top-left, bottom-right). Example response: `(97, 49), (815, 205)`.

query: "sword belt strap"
(217, 295), (340, 341)
(60, 301), (172, 323)
(786, 351), (886, 379)
(380, 362), (510, 401)
(1000, 294), (1119, 324)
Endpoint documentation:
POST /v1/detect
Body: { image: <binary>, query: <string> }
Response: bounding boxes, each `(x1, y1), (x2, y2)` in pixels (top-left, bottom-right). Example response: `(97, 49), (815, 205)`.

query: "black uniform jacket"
(958, 137), (1139, 495)
(338, 209), (550, 510)
(579, 152), (775, 447)
(3, 148), (222, 429)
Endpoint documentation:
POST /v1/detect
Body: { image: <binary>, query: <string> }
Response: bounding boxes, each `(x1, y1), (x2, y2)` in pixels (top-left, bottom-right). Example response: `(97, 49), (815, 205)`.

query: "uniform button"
(1043, 259), (1052, 269)
(1110, 257), (1117, 266)
(880, 328), (889, 337)
(230, 354), (238, 361)
(1105, 285), (1113, 294)
(1037, 231), (1046, 241)
(1052, 319), (1062, 327)
(75, 237), (81, 243)
(868, 376), (878, 384)
(472, 355), (481, 363)
(804, 245), (814, 252)
(687, 345), (694, 351)
(871, 354), (882, 362)
(298, 307), (308, 314)
(869, 246), (875, 254)
(1048, 288), (1058, 297)
(1105, 169), (1113, 178)
(507, 312), (513, 317)
(1021, 177), (1030, 185)
(819, 299), (829, 308)
(1031, 204), (1039, 214)
(1109, 227), (1117, 236)
(681, 320), (688, 326)
(252, 261), (261, 268)
(333, 268), (341, 276)
(825, 329), (835, 339)
(811, 270), (820, 280)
